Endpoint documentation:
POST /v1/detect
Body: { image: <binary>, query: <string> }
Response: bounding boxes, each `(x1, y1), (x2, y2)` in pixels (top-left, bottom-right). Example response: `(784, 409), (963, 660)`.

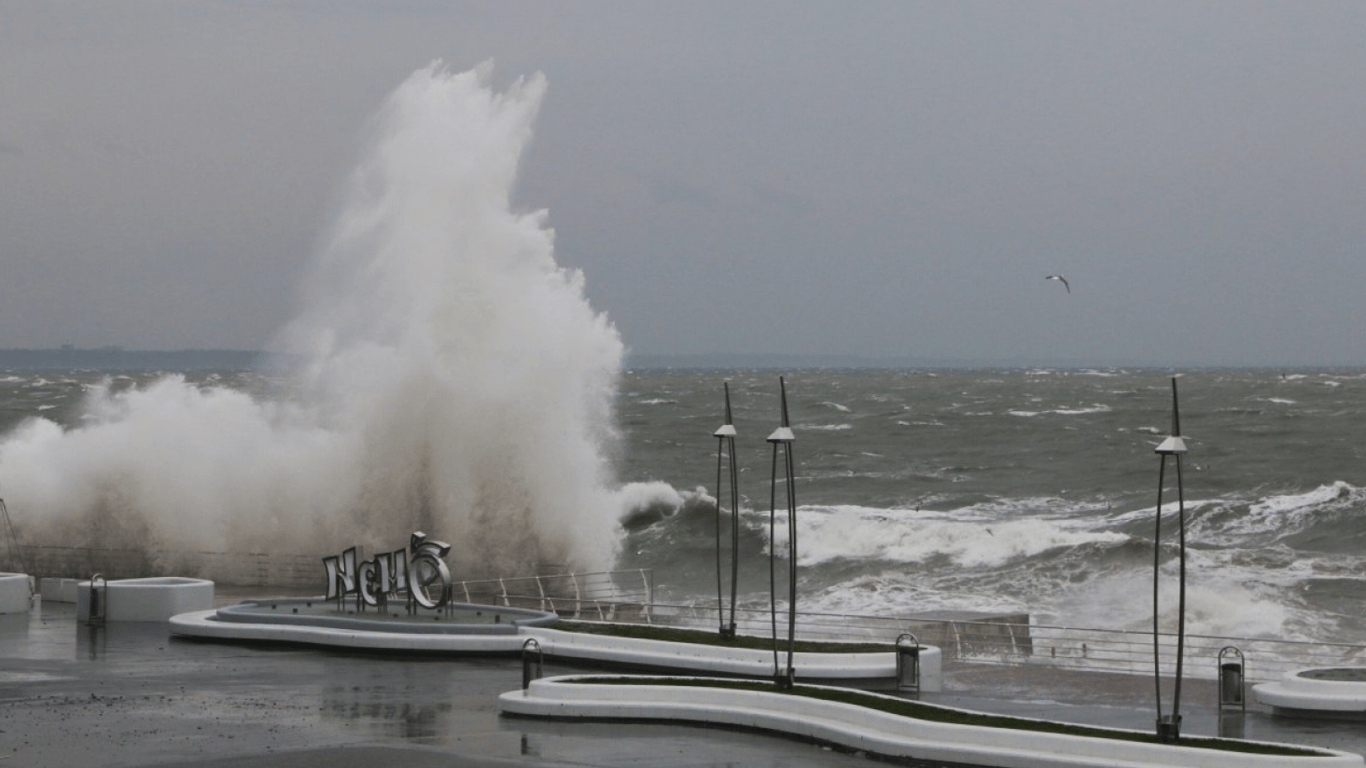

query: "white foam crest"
(769, 506), (1127, 568)
(1063, 569), (1294, 639)
(611, 481), (691, 516)
(1010, 405), (1110, 418)
(1105, 497), (1224, 528)
(0, 62), (625, 577)
(1224, 482), (1362, 539)
(1054, 404), (1112, 415)
(798, 574), (1027, 618)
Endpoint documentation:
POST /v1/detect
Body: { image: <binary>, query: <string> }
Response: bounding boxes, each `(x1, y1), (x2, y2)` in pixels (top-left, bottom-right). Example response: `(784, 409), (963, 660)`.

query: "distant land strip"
(0, 348), (1341, 371)
(0, 348), (297, 370)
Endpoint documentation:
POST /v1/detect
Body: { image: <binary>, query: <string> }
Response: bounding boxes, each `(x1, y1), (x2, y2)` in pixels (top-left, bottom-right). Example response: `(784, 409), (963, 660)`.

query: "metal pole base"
(774, 668), (795, 690)
(1156, 714), (1181, 742)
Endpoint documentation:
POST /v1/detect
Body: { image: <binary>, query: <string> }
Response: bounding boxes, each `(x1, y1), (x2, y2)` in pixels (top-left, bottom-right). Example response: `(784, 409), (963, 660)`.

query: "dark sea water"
(610, 367), (1366, 647)
(3, 366), (1365, 648)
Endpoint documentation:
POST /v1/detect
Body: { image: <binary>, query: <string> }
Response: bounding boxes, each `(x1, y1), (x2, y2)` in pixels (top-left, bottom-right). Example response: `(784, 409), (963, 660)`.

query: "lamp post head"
(1155, 436), (1188, 455)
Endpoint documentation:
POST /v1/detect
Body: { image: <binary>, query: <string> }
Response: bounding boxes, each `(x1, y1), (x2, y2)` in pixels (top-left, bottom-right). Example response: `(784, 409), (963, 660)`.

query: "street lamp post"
(1153, 376), (1189, 742)
(713, 382), (740, 639)
(767, 376), (798, 689)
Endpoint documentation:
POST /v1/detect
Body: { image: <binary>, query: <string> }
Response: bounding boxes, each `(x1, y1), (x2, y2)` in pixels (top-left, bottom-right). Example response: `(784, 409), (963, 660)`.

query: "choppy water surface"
(613, 367), (1366, 645)
(3, 366), (1365, 646)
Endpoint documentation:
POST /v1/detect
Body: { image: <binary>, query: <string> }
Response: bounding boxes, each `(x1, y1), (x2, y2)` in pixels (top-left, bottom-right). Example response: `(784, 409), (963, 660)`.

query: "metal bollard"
(1156, 713), (1182, 742)
(896, 633), (920, 693)
(1218, 646), (1245, 711)
(522, 638), (544, 689)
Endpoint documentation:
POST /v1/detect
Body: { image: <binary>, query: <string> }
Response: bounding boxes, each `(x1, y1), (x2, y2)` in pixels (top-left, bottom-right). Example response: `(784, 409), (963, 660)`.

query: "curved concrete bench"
(501, 675), (1363, 768)
(171, 607), (526, 651)
(528, 626), (940, 691)
(1255, 668), (1366, 717)
(170, 606), (934, 689)
(78, 577), (214, 622)
(0, 572), (34, 614)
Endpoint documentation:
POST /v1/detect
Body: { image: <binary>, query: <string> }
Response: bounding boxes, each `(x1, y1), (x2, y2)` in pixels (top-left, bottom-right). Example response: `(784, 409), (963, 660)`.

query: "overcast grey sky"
(2, 2), (1364, 367)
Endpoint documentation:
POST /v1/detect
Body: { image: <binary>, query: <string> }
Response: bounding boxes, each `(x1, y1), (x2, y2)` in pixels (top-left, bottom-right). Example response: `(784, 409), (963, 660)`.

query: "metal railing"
(452, 569), (655, 622)
(592, 601), (1366, 684)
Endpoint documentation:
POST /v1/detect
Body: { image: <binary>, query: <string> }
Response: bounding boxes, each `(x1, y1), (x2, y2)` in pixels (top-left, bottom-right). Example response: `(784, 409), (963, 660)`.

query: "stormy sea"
(1, 64), (1362, 657)
(4, 365), (1366, 651)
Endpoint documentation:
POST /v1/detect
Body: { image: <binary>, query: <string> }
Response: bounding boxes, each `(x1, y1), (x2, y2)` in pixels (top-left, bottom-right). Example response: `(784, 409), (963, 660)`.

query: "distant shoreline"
(0, 348), (1356, 371)
(0, 348), (294, 370)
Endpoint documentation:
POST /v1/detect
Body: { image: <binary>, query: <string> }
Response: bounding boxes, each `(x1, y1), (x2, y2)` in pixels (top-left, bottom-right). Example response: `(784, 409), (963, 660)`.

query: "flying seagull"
(1045, 274), (1070, 293)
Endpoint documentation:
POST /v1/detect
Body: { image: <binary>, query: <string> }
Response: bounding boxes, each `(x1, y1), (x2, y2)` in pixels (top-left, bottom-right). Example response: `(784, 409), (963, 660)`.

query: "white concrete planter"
(78, 577), (214, 622)
(500, 675), (1364, 768)
(1255, 669), (1366, 716)
(170, 607), (526, 652)
(170, 606), (932, 689)
(0, 572), (34, 614)
(529, 626), (939, 691)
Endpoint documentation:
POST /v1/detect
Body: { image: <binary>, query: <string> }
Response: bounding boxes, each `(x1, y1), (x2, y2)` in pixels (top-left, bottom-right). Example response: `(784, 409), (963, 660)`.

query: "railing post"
(535, 575), (549, 613)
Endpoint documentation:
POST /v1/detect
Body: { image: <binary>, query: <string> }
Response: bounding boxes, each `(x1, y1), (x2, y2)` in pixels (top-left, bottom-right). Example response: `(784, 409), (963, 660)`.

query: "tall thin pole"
(769, 438), (780, 679)
(1153, 376), (1189, 742)
(1173, 385), (1188, 723)
(1153, 454), (1166, 723)
(767, 376), (797, 689)
(783, 388), (798, 683)
(714, 382), (739, 639)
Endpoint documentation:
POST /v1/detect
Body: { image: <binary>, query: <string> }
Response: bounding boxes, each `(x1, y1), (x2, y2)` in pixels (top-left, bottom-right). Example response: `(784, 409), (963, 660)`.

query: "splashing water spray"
(0, 62), (626, 580)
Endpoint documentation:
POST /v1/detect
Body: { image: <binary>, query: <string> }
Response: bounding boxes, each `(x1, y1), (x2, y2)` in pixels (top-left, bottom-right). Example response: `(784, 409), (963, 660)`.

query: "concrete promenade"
(3, 589), (1365, 768)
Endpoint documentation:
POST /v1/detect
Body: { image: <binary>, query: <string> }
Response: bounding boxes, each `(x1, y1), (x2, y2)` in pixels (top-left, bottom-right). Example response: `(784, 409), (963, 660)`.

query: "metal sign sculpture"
(322, 531), (453, 610)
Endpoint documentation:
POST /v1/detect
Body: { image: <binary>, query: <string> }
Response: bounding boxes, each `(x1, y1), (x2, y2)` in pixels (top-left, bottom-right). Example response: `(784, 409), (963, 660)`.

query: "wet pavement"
(3, 591), (1365, 768)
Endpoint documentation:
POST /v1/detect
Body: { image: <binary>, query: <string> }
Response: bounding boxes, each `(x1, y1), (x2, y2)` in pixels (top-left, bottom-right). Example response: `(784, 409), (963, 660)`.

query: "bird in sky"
(1045, 274), (1070, 293)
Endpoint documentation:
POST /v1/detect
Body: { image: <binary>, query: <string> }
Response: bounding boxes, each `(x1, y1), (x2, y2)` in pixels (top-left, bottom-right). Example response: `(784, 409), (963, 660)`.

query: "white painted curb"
(1255, 669), (1366, 714)
(500, 675), (1364, 768)
(171, 608), (524, 652)
(529, 626), (941, 690)
(169, 608), (936, 688)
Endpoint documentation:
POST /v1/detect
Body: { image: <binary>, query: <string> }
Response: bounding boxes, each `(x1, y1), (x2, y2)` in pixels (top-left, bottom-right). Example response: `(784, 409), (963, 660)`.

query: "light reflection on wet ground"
(2, 599), (873, 767)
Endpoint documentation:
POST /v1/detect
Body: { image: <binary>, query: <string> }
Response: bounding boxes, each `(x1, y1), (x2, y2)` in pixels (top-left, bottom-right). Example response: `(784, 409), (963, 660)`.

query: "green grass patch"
(571, 676), (1327, 757)
(555, 621), (885, 654)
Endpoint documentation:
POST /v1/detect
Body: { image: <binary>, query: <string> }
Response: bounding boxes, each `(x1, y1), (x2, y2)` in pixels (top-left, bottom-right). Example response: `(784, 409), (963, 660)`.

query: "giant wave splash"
(0, 63), (630, 578)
